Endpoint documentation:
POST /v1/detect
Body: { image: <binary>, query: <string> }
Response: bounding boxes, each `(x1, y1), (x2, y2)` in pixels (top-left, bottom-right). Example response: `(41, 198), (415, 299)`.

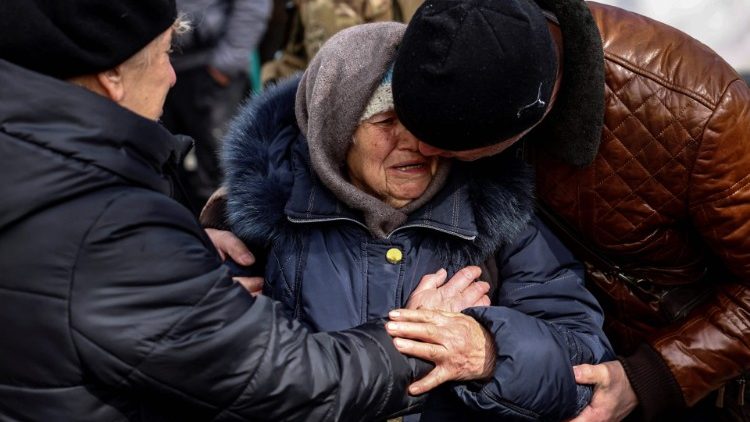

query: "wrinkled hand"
(205, 228), (264, 296)
(406, 266), (491, 313)
(386, 308), (496, 395)
(568, 361), (638, 422)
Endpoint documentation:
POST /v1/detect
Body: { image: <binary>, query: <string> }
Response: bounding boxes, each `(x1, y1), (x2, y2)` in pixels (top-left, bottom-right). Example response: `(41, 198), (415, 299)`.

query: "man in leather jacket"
(389, 0), (750, 421)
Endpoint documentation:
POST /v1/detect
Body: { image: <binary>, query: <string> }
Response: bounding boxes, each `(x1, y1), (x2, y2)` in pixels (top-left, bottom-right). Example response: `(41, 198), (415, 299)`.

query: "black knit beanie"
(393, 0), (557, 151)
(0, 0), (177, 79)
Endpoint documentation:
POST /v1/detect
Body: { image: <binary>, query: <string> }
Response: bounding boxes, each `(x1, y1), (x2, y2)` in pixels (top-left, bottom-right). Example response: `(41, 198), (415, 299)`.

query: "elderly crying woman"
(221, 22), (612, 421)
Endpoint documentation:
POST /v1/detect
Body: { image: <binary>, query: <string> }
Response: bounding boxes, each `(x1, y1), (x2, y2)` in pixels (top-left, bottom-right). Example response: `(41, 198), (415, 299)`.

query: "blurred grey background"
(596, 0), (750, 83)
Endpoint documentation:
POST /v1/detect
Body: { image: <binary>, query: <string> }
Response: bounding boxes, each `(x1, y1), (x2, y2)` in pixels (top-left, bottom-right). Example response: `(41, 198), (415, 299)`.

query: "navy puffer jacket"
(224, 78), (614, 421)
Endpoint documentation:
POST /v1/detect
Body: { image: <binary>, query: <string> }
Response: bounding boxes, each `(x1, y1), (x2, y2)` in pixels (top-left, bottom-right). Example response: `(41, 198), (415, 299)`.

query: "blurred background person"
(163, 0), (272, 210)
(259, 0), (423, 85)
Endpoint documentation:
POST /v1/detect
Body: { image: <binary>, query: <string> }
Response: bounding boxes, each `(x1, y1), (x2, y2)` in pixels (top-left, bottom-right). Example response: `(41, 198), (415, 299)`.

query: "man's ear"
(96, 67), (125, 102)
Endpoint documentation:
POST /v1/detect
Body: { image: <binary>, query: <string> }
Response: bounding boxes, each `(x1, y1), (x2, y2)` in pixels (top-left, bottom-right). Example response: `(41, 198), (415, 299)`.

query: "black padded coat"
(0, 59), (424, 421)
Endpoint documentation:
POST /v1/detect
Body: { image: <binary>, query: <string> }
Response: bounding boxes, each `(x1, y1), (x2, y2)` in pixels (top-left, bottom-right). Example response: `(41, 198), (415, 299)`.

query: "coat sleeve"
(69, 190), (426, 421)
(455, 216), (614, 421)
(633, 77), (750, 413)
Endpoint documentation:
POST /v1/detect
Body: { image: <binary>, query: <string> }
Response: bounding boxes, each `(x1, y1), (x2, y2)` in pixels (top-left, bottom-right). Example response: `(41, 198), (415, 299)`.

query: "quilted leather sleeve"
(688, 79), (750, 278)
(651, 78), (750, 406)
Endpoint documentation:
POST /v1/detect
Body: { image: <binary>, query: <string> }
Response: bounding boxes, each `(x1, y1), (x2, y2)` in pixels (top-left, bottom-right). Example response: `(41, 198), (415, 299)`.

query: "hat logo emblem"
(516, 83), (546, 118)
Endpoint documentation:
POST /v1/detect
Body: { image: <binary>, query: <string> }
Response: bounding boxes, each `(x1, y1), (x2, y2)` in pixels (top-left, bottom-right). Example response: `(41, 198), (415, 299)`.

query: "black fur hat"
(393, 0), (557, 151)
(0, 0), (176, 79)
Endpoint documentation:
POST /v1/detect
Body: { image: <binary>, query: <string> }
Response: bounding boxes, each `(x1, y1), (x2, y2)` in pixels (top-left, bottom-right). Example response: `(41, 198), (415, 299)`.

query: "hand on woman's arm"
(406, 266), (491, 312)
(386, 308), (496, 395)
(204, 228), (264, 296)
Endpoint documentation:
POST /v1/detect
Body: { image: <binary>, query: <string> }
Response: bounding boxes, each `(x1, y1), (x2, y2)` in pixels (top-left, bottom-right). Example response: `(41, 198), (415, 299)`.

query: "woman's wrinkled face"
(347, 111), (440, 208)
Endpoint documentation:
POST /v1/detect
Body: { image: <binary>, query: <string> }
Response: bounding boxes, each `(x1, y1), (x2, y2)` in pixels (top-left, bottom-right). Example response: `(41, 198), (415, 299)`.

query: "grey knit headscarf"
(296, 22), (451, 239)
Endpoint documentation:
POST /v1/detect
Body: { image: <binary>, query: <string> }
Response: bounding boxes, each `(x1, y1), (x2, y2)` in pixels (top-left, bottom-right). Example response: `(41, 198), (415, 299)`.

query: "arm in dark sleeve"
(455, 215), (614, 420)
(70, 191), (426, 421)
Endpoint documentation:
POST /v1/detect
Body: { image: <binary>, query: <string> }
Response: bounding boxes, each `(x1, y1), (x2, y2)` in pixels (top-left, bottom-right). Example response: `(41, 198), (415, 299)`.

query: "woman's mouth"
(395, 163), (426, 171)
(392, 159), (431, 172)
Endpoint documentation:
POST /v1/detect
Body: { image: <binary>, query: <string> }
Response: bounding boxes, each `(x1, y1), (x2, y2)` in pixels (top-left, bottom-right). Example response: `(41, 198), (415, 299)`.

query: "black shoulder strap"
(535, 199), (622, 274)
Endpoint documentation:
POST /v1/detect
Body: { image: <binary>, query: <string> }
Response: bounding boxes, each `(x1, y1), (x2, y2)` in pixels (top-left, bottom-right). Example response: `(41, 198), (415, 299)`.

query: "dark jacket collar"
(0, 59), (191, 193)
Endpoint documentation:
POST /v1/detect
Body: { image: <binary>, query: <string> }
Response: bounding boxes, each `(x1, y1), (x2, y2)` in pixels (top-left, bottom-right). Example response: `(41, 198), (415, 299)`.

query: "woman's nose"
(395, 122), (421, 150)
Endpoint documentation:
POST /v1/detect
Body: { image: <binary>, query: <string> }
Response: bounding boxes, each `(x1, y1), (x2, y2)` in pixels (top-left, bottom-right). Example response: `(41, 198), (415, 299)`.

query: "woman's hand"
(406, 266), (491, 312)
(386, 308), (496, 395)
(205, 228), (264, 296)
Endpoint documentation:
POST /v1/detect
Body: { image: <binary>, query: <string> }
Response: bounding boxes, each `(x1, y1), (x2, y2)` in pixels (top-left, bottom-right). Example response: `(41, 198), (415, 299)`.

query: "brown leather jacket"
(534, 2), (750, 419)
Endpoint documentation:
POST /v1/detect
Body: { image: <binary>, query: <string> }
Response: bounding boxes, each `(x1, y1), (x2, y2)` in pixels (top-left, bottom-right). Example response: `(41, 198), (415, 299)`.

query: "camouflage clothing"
(261, 0), (422, 83)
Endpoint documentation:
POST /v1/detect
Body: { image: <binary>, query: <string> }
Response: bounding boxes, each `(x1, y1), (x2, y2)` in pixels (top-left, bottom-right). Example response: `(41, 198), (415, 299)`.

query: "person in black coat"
(0, 1), (492, 420)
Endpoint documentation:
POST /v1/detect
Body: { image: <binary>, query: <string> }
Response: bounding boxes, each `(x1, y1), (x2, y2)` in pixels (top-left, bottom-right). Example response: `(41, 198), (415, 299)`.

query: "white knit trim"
(360, 83), (394, 121)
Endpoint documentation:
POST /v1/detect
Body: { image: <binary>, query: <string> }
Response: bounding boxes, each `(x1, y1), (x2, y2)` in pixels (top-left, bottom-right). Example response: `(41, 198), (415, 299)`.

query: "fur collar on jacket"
(532, 0), (605, 166)
(223, 78), (535, 265)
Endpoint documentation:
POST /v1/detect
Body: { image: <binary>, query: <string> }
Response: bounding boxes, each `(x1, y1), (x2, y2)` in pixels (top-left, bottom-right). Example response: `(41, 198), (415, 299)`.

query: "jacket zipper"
(738, 374), (746, 406)
(388, 223), (476, 240)
(287, 215), (369, 230)
(288, 216), (476, 240)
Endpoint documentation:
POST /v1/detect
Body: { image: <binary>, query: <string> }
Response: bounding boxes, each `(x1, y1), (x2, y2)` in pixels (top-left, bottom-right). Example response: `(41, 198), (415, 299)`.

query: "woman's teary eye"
(372, 116), (395, 126)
